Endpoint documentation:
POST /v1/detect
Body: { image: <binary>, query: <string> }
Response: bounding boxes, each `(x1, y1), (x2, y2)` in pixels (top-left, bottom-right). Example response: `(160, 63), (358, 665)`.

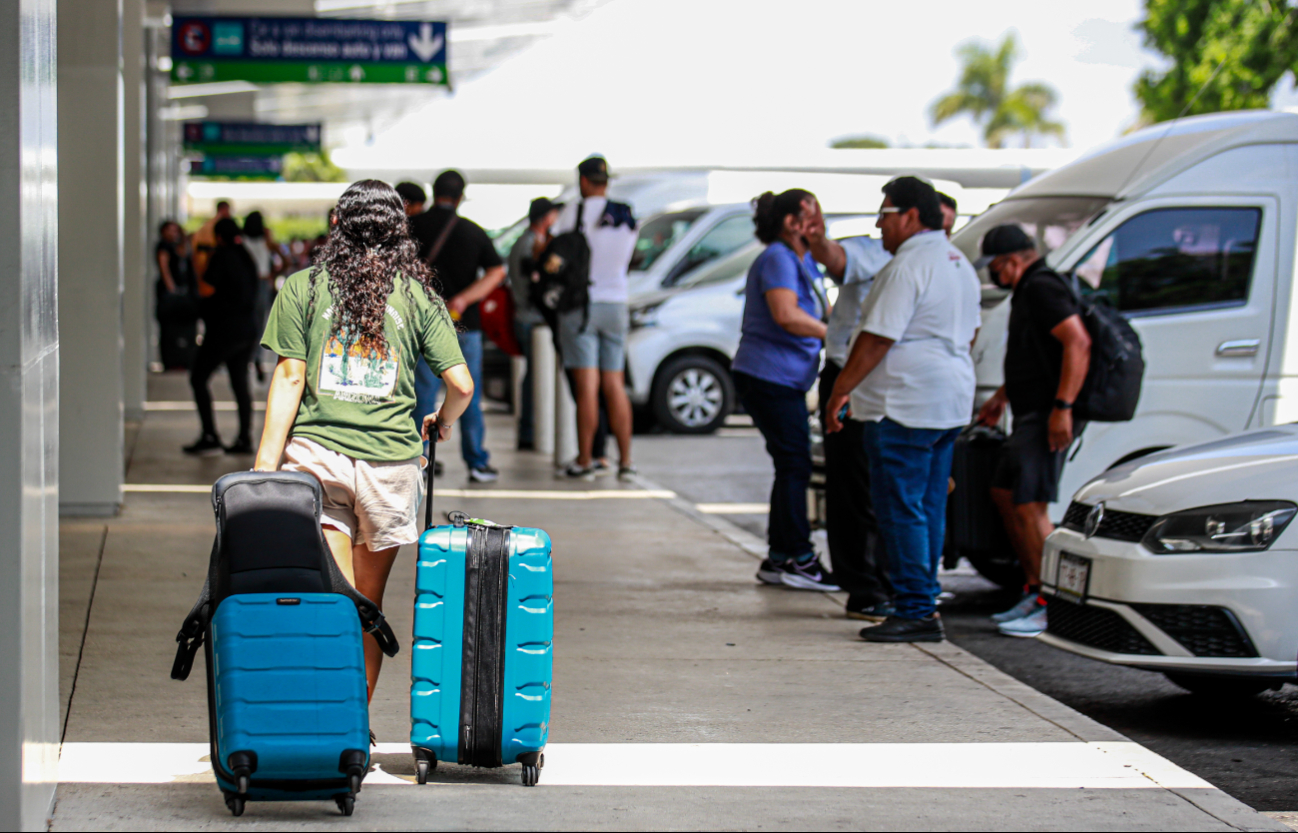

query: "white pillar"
(0, 0), (60, 828)
(554, 359), (577, 467)
(58, 0), (125, 516)
(532, 326), (555, 456)
(121, 0), (147, 422)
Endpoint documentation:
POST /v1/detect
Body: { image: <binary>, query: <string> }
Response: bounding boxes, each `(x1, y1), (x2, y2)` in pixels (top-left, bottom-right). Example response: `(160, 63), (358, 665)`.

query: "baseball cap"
(577, 156), (610, 184)
(528, 197), (556, 225)
(974, 224), (1036, 268)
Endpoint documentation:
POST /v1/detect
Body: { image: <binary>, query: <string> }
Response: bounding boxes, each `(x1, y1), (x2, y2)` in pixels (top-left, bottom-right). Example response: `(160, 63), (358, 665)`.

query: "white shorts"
(282, 437), (424, 550)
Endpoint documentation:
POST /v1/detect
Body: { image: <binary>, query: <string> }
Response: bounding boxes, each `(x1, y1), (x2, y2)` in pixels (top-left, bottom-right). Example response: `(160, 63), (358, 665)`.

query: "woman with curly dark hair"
(254, 179), (473, 700)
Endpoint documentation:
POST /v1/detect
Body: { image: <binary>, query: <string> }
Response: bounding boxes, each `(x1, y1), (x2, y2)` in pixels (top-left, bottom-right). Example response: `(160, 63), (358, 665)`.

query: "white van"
(955, 111), (1298, 534)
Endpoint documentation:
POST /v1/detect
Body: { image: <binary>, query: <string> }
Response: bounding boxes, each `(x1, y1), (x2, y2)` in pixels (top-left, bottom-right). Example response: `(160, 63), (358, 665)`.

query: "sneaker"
(860, 615), (945, 643)
(591, 459), (612, 477)
(756, 558), (783, 585)
(991, 593), (1045, 624)
(182, 435), (224, 457)
(847, 601), (894, 623)
(617, 464), (638, 482)
(998, 606), (1047, 637)
(467, 465), (499, 483)
(778, 556), (841, 592)
(557, 463), (595, 481)
(224, 438), (254, 455)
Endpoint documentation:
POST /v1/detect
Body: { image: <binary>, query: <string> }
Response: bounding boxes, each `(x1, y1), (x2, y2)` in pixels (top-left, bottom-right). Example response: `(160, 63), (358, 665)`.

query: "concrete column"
(532, 326), (555, 456)
(58, 0), (125, 516)
(0, 0), (60, 829)
(121, 0), (147, 421)
(555, 360), (577, 467)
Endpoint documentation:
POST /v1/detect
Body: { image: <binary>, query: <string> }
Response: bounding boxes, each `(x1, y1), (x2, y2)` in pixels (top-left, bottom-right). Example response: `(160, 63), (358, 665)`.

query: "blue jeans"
(414, 330), (489, 469)
(733, 370), (812, 562)
(862, 418), (960, 619)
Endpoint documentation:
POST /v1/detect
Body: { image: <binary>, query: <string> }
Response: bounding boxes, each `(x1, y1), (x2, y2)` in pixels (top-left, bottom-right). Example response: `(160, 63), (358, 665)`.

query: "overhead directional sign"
(171, 17), (448, 85)
(190, 155), (285, 180)
(182, 121), (322, 155)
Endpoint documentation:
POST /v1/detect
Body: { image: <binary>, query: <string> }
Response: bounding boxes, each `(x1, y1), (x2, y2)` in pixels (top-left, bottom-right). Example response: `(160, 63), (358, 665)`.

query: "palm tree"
(930, 33), (1066, 148)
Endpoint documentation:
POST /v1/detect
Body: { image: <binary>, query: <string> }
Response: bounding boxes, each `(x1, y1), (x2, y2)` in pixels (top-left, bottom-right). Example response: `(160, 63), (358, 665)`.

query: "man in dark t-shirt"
(975, 224), (1092, 637)
(409, 170), (506, 482)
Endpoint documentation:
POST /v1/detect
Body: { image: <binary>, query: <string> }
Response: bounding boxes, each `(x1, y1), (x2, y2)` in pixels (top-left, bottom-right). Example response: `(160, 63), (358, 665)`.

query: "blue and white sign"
(172, 17), (448, 85)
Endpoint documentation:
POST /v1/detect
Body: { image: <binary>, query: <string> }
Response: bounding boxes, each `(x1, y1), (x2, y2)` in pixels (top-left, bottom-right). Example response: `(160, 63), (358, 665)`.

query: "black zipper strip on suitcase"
(458, 525), (509, 767)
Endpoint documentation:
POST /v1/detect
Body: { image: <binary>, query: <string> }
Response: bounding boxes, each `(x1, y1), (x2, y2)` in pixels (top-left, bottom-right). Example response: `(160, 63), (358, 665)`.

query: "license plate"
(1056, 553), (1091, 602)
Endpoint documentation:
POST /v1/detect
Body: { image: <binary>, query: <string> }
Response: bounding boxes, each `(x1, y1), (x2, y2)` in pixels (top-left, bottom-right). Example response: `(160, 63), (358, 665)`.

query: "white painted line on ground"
(122, 484), (676, 500)
(696, 503), (768, 514)
(58, 742), (1213, 790)
(145, 401), (265, 411)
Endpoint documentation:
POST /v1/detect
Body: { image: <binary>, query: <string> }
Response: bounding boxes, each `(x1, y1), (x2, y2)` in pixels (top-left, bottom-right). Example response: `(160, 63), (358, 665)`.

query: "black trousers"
(819, 360), (892, 605)
(190, 333), (255, 441)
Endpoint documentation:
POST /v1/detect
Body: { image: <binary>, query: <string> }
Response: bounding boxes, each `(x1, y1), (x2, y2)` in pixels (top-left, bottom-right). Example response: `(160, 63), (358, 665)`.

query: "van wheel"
(652, 355), (733, 434)
(1164, 673), (1278, 698)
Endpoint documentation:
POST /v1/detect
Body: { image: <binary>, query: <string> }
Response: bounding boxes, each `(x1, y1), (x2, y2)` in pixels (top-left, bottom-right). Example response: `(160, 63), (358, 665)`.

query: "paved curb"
(631, 472), (1289, 832)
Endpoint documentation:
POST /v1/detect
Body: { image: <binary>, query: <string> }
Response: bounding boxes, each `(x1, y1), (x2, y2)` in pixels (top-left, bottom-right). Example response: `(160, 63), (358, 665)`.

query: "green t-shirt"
(262, 268), (465, 462)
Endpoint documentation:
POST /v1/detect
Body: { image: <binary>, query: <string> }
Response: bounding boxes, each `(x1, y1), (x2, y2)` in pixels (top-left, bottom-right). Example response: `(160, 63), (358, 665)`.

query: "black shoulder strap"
(423, 213), (459, 267)
(170, 574), (210, 681)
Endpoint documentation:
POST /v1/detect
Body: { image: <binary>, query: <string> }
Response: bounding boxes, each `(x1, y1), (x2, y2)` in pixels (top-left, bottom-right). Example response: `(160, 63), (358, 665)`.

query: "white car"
(1039, 425), (1298, 697)
(626, 203), (757, 297)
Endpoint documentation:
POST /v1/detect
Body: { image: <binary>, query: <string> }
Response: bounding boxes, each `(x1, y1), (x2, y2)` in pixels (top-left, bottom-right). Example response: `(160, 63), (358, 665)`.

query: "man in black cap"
(975, 224), (1091, 637)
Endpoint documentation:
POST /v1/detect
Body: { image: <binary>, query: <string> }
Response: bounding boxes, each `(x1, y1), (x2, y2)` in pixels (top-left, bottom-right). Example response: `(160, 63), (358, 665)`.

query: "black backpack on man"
(529, 201), (591, 326)
(1044, 271), (1145, 422)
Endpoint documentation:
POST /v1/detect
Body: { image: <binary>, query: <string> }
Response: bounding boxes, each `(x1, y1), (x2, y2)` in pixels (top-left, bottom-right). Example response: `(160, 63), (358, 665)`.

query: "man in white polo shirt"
(824, 176), (980, 644)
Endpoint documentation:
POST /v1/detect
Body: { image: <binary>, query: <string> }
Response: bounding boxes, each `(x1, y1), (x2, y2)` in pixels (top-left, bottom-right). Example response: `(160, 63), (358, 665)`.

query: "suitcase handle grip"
(424, 429), (437, 532)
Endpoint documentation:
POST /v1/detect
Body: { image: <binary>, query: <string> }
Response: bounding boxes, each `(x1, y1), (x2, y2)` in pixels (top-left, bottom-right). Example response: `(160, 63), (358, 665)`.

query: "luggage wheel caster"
(521, 763), (540, 787)
(225, 794), (245, 817)
(335, 794), (355, 817)
(415, 759), (430, 785)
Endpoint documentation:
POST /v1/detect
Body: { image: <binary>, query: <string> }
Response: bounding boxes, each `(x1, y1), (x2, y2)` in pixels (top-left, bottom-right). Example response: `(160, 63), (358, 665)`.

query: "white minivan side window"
(1073, 207), (1262, 315)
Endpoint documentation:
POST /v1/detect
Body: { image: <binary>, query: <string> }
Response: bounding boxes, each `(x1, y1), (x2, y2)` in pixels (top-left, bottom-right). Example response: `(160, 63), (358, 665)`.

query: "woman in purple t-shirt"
(731, 189), (837, 592)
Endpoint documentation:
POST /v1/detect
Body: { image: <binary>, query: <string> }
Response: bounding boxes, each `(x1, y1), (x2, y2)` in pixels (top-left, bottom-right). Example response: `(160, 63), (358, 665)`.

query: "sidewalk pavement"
(50, 373), (1287, 831)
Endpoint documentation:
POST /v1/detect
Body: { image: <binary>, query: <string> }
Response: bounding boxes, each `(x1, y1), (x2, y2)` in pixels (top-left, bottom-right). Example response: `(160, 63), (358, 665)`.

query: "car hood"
(1074, 425), (1298, 515)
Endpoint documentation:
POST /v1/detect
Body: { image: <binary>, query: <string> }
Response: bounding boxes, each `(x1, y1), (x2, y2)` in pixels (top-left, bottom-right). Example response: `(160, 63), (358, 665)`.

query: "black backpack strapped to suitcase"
(170, 471), (399, 818)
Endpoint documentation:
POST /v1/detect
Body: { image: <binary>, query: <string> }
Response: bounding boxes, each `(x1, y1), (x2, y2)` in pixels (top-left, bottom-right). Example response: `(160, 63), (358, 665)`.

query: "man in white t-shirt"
(824, 176), (981, 644)
(552, 156), (639, 480)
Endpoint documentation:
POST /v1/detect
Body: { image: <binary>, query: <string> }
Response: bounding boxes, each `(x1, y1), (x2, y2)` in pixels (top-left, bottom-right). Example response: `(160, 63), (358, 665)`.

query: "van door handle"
(1216, 339), (1260, 358)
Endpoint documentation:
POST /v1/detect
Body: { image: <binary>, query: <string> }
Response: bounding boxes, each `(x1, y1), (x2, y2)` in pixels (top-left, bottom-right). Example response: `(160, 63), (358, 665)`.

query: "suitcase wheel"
(335, 794), (355, 817)
(521, 762), (540, 787)
(415, 759), (430, 785)
(224, 793), (245, 817)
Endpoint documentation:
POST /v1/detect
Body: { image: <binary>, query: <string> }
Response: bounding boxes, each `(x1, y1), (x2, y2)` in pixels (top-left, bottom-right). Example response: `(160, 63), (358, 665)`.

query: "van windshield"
(951, 196), (1112, 282)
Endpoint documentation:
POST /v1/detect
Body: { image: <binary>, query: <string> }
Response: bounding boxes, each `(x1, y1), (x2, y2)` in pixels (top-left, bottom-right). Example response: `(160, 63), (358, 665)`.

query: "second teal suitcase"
(409, 446), (553, 786)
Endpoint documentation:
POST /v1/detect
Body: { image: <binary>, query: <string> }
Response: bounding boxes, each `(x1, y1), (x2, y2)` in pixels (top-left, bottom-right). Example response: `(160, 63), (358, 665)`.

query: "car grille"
(1059, 501), (1157, 542)
(1131, 603), (1258, 658)
(1045, 596), (1161, 655)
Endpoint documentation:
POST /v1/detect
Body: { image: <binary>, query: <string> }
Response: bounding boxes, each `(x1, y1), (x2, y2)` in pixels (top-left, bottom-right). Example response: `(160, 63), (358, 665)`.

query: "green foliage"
(266, 215), (329, 241)
(930, 33), (1066, 148)
(282, 150), (347, 183)
(1135, 0), (1298, 123)
(830, 135), (891, 149)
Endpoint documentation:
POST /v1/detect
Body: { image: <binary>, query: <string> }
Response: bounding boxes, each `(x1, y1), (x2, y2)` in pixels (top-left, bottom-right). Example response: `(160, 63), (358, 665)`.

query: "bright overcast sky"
(339, 0), (1172, 171)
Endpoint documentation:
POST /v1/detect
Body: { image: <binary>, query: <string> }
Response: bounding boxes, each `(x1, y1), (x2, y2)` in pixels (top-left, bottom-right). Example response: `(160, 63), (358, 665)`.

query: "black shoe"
(756, 558), (783, 585)
(225, 438), (254, 455)
(433, 460), (444, 477)
(183, 435), (224, 457)
(517, 439), (536, 451)
(468, 464), (499, 483)
(846, 599), (895, 623)
(860, 615), (944, 643)
(254, 363), (267, 384)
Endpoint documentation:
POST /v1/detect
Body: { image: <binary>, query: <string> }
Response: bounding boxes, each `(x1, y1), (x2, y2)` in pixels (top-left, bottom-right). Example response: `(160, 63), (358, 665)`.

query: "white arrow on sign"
(408, 23), (443, 62)
(349, 64), (365, 82)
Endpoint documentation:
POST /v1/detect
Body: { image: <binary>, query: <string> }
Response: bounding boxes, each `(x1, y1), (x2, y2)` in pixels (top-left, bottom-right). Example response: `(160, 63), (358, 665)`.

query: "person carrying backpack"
(975, 224), (1092, 638)
(548, 156), (638, 480)
(253, 179), (474, 701)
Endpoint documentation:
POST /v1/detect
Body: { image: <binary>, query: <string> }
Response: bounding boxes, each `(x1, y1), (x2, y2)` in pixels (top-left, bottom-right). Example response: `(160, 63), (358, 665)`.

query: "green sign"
(171, 17), (448, 85)
(182, 121), (322, 156)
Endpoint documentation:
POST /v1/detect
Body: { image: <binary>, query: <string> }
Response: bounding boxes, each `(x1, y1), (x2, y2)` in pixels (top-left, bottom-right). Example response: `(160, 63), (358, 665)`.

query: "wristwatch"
(1053, 399), (1073, 411)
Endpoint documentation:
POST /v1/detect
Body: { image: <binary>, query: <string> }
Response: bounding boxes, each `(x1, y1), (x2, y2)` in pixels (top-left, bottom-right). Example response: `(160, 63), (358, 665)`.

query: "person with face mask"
(975, 224), (1092, 637)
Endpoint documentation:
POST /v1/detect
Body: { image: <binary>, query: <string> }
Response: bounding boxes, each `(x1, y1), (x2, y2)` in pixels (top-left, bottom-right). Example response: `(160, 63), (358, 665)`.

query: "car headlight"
(1141, 501), (1297, 554)
(629, 301), (665, 330)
